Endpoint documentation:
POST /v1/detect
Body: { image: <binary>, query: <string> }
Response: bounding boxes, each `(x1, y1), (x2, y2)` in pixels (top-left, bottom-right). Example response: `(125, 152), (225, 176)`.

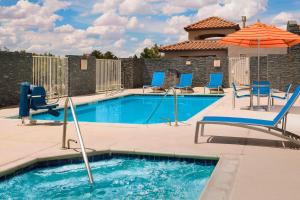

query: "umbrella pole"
(257, 36), (260, 106)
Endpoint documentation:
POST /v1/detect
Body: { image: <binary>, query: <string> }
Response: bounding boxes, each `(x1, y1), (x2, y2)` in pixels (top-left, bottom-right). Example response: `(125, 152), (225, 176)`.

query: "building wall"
(163, 49), (228, 58)
(0, 52), (32, 108)
(228, 46), (287, 57)
(188, 28), (237, 40)
(67, 55), (96, 96)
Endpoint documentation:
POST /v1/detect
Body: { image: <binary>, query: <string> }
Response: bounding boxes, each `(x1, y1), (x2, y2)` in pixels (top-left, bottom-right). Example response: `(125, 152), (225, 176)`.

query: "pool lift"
(19, 82), (60, 124)
(146, 87), (179, 126)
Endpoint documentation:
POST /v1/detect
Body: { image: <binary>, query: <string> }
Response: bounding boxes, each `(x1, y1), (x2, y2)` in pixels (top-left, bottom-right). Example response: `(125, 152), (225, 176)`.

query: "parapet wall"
(0, 52), (32, 107)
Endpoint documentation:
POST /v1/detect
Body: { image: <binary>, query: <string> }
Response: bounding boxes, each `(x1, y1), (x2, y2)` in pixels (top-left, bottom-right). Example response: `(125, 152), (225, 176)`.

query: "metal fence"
(95, 59), (122, 93)
(32, 56), (68, 97)
(228, 56), (250, 86)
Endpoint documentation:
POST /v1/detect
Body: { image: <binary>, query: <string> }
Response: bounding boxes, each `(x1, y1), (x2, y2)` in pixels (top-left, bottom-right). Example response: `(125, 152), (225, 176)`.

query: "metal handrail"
(61, 97), (94, 184)
(145, 87), (178, 126)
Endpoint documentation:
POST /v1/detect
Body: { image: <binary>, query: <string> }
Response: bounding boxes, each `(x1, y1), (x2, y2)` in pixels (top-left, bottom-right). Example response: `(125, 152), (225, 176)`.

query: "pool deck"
(0, 87), (300, 200)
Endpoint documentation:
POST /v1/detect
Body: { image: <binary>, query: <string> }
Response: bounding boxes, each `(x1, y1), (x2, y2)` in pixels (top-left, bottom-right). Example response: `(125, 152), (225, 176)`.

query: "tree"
(91, 50), (118, 59)
(140, 44), (162, 58)
(103, 51), (118, 59)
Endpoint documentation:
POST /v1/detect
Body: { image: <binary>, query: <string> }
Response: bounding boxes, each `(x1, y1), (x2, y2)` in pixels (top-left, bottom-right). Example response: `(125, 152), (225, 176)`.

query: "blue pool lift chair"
(204, 73), (223, 94)
(143, 71), (166, 93)
(195, 85), (300, 146)
(30, 86), (60, 116)
(232, 82), (250, 109)
(175, 73), (193, 93)
(271, 83), (292, 106)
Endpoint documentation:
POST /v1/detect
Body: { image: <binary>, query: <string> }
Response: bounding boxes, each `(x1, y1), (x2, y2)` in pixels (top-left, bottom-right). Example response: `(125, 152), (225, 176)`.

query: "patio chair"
(175, 73), (193, 93)
(143, 71), (165, 93)
(271, 83), (292, 106)
(232, 83), (250, 109)
(194, 85), (300, 146)
(204, 73), (223, 94)
(30, 86), (60, 116)
(251, 81), (271, 110)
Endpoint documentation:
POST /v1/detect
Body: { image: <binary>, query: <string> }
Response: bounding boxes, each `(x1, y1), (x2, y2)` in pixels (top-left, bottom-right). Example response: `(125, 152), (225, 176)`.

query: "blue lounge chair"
(271, 83), (292, 106)
(30, 86), (60, 116)
(175, 73), (193, 92)
(232, 83), (250, 108)
(205, 73), (223, 94)
(194, 85), (300, 145)
(143, 71), (165, 93)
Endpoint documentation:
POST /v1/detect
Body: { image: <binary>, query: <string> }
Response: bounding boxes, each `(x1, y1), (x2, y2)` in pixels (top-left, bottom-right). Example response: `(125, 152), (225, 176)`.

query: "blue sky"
(0, 0), (299, 57)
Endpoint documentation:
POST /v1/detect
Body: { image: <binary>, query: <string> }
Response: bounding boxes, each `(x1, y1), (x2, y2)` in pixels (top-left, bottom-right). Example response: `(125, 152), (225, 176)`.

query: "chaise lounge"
(195, 85), (300, 145)
(143, 71), (165, 93)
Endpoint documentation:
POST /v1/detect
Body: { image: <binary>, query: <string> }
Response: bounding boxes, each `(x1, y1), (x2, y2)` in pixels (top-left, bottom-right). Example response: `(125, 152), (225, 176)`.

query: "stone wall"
(121, 58), (145, 88)
(287, 21), (300, 54)
(121, 57), (229, 88)
(0, 52), (32, 108)
(67, 55), (96, 96)
(250, 53), (300, 91)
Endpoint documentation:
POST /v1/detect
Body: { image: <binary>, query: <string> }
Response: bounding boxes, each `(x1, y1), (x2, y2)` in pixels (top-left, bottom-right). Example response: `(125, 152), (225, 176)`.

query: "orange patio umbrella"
(219, 22), (300, 82)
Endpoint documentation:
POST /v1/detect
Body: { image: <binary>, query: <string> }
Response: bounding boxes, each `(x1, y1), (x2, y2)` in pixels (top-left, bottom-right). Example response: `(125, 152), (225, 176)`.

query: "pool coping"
(0, 149), (236, 200)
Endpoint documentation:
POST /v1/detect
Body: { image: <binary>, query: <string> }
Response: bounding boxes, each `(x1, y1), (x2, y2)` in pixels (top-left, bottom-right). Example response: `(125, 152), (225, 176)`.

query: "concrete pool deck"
(0, 87), (300, 200)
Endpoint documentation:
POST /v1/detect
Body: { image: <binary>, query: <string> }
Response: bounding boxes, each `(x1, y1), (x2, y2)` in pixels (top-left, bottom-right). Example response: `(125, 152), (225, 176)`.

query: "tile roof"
(159, 40), (227, 52)
(184, 16), (240, 31)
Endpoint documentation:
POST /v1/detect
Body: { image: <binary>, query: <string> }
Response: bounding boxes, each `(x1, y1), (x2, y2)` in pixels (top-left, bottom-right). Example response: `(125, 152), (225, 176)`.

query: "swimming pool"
(32, 94), (221, 124)
(0, 154), (217, 199)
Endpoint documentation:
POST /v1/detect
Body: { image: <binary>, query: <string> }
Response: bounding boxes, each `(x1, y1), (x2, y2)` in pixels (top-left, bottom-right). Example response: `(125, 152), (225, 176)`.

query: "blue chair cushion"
(151, 71), (165, 87)
(176, 73), (193, 88)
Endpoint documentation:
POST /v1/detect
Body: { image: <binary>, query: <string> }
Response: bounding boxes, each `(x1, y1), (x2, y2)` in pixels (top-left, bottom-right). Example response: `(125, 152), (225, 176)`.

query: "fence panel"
(228, 57), (250, 86)
(32, 56), (68, 97)
(96, 59), (122, 92)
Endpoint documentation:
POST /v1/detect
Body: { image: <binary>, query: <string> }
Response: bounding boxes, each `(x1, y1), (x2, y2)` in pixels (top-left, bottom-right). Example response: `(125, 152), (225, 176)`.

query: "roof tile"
(159, 40), (227, 52)
(184, 16), (240, 31)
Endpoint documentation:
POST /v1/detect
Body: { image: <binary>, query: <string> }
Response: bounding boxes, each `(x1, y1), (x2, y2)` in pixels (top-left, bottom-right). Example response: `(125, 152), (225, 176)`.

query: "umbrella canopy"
(219, 22), (300, 48)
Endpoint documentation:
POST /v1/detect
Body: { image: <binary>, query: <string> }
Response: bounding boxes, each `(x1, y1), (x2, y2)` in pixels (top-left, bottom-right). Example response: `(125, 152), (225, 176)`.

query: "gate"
(32, 56), (68, 97)
(228, 56), (250, 86)
(95, 59), (122, 92)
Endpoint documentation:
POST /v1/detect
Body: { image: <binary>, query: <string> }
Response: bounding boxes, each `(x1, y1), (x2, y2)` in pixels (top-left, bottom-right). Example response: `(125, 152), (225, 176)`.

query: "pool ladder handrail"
(146, 87), (178, 126)
(61, 97), (94, 184)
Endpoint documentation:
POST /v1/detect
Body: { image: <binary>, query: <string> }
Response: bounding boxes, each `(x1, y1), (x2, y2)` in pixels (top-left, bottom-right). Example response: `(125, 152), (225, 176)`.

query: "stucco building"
(160, 16), (287, 58)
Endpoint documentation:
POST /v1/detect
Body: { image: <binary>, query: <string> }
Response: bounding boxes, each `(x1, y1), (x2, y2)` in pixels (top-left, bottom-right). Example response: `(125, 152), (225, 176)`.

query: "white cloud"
(92, 0), (121, 14)
(114, 39), (126, 48)
(272, 12), (299, 25)
(196, 0), (268, 21)
(0, 0), (70, 31)
(119, 0), (157, 15)
(127, 16), (139, 29)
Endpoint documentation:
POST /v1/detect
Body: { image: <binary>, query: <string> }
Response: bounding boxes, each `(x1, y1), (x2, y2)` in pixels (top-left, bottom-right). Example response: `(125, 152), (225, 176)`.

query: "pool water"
(0, 156), (216, 199)
(32, 95), (221, 124)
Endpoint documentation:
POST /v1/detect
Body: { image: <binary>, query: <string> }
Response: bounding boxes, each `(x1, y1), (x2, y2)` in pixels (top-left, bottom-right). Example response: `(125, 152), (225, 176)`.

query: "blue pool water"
(32, 95), (221, 124)
(0, 156), (216, 199)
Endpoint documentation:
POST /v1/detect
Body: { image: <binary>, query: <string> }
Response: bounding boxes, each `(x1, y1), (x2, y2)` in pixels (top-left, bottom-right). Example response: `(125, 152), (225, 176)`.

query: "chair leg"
(233, 96), (236, 109)
(200, 124), (205, 136)
(267, 95), (270, 111)
(194, 122), (200, 143)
